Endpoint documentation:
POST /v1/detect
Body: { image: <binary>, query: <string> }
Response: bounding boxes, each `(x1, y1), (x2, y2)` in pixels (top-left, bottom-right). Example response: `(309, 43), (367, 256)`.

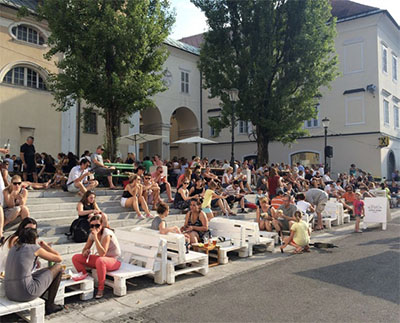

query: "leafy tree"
(192, 0), (338, 164)
(38, 0), (174, 159)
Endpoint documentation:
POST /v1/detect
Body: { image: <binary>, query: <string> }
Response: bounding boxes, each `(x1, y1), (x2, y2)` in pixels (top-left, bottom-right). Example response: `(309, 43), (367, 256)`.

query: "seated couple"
(151, 199), (209, 245)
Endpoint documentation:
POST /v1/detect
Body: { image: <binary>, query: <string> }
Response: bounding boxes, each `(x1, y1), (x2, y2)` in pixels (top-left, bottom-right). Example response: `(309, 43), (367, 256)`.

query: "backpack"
(66, 217), (90, 243)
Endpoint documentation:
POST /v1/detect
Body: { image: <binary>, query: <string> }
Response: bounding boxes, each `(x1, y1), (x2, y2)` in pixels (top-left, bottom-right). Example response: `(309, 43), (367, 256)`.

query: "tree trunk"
(256, 126), (269, 166)
(105, 109), (119, 161)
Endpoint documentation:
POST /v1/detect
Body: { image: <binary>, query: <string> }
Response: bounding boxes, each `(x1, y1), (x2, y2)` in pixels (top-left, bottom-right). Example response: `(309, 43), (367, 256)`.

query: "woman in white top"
(72, 215), (121, 299)
(222, 166), (233, 188)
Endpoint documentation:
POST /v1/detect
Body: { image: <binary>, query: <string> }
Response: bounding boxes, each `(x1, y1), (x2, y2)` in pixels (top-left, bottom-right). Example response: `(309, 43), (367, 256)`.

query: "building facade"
(193, 1), (400, 178)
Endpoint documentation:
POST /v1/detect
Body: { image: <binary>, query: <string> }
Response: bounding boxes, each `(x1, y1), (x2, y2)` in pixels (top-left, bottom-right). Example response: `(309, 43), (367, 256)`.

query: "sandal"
(292, 249), (303, 254)
(95, 290), (104, 299)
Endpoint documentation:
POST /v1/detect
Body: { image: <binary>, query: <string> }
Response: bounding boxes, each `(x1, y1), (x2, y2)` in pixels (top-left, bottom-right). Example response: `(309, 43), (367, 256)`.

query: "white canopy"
(173, 136), (217, 144)
(119, 133), (165, 156)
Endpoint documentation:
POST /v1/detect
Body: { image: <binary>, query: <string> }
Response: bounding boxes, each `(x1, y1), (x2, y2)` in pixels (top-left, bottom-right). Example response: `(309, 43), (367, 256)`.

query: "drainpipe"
(76, 98), (81, 156)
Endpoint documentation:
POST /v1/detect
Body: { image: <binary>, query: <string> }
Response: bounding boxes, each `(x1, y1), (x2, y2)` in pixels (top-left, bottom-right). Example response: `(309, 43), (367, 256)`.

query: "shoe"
(354, 230), (363, 233)
(72, 272), (88, 282)
(45, 304), (64, 315)
(95, 290), (104, 299)
(137, 213), (145, 219)
(239, 209), (248, 214)
(229, 212), (237, 216)
(145, 213), (154, 219)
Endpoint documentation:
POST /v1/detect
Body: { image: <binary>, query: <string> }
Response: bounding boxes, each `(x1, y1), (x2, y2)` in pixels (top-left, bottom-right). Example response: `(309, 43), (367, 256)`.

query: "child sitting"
(280, 210), (310, 254)
(151, 203), (181, 234)
(353, 192), (365, 233)
(255, 187), (267, 207)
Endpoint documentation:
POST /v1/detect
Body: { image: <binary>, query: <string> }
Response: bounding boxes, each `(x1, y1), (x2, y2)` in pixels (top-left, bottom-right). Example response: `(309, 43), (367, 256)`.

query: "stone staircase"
(3, 188), (258, 266)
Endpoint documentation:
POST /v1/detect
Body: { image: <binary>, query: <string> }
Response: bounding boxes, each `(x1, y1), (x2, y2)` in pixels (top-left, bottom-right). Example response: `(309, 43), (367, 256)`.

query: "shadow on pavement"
(296, 250), (400, 304)
(358, 236), (400, 250)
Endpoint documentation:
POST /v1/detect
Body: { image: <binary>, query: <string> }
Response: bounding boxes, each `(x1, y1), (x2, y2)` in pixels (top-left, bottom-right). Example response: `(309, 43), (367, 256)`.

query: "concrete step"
(27, 189), (124, 198)
(27, 200), (121, 212)
(26, 195), (122, 205)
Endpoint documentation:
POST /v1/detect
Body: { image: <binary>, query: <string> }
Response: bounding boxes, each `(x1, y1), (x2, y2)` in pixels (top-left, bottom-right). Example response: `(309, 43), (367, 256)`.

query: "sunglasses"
(144, 177), (151, 180)
(13, 182), (22, 185)
(90, 224), (101, 229)
(184, 182), (189, 185)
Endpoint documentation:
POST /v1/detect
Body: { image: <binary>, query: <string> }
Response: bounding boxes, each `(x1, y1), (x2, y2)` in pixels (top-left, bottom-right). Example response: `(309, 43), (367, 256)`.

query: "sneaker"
(137, 213), (145, 219)
(145, 213), (154, 219)
(239, 209), (248, 214)
(354, 230), (363, 233)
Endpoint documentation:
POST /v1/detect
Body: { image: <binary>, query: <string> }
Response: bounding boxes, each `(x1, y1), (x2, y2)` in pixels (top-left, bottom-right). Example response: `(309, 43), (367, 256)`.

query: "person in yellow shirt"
(201, 181), (232, 220)
(280, 211), (310, 254)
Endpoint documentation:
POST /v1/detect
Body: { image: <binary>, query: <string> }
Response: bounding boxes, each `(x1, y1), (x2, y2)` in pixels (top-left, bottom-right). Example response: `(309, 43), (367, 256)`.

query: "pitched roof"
(0, 0), (38, 13)
(330, 0), (379, 20)
(179, 33), (204, 48)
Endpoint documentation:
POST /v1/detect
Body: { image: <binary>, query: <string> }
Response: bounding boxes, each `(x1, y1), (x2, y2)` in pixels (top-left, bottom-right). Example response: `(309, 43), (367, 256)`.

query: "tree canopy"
(38, 0), (175, 158)
(192, 0), (338, 163)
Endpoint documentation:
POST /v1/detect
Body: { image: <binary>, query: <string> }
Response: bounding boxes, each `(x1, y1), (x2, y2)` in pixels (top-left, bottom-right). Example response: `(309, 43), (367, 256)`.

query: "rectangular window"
(393, 55), (398, 81)
(27, 69), (37, 88)
(394, 106), (399, 129)
(384, 99), (390, 126)
(13, 67), (24, 86)
(238, 120), (249, 134)
(382, 45), (388, 73)
(83, 110), (97, 134)
(305, 104), (320, 128)
(181, 71), (189, 94)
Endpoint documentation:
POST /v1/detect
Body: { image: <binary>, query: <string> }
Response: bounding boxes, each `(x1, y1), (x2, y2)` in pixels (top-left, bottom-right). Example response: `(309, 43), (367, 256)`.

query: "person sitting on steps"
(77, 190), (109, 228)
(67, 158), (99, 195)
(90, 145), (117, 189)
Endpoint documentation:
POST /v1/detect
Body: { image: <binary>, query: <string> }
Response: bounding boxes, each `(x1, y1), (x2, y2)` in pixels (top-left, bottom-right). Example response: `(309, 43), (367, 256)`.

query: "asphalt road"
(117, 218), (400, 323)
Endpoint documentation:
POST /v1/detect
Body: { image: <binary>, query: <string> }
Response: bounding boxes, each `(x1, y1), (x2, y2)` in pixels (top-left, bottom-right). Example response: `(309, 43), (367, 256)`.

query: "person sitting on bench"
(90, 145), (117, 189)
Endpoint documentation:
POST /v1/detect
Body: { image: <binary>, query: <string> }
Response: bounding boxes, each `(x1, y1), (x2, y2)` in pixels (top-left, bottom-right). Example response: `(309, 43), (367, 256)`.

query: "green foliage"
(38, 0), (175, 158)
(193, 0), (338, 163)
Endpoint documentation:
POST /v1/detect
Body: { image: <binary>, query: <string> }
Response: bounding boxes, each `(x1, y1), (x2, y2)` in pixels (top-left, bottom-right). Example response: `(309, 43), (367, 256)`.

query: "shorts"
(202, 208), (212, 214)
(67, 182), (90, 193)
(278, 218), (290, 231)
(4, 207), (21, 220)
(211, 199), (219, 208)
(120, 197), (128, 208)
(24, 162), (36, 174)
(315, 199), (328, 214)
(92, 167), (114, 176)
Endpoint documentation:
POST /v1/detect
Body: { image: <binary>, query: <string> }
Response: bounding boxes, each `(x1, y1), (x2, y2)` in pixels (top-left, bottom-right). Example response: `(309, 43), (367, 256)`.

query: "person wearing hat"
(90, 146), (117, 189)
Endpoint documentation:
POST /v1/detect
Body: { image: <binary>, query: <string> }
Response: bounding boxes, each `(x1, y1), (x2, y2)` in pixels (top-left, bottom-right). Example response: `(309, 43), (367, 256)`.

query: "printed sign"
(364, 197), (388, 224)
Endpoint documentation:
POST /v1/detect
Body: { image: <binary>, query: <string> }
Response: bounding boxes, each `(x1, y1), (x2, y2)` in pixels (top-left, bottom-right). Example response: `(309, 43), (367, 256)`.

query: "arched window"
(3, 66), (46, 90)
(290, 151), (320, 167)
(10, 24), (45, 45)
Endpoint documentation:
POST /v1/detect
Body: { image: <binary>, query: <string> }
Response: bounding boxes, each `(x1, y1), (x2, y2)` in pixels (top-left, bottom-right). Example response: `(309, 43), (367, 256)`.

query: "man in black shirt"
(20, 136), (37, 182)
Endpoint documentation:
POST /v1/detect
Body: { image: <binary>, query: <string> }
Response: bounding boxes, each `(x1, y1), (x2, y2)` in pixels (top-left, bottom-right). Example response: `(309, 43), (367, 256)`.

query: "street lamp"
(227, 88), (239, 167)
(322, 117), (330, 172)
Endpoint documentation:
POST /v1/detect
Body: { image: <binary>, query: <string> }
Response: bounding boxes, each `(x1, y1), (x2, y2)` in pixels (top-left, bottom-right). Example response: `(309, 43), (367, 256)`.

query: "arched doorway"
(140, 107), (162, 160)
(170, 107), (199, 159)
(387, 150), (395, 180)
(290, 151), (320, 168)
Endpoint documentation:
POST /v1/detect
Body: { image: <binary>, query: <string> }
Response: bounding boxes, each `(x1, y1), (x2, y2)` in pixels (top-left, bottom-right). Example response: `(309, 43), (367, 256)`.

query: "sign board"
(378, 136), (389, 147)
(363, 197), (390, 230)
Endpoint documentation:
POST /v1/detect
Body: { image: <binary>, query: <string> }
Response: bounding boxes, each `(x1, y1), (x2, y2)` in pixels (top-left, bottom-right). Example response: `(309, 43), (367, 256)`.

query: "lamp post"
(228, 88), (239, 167)
(322, 117), (330, 172)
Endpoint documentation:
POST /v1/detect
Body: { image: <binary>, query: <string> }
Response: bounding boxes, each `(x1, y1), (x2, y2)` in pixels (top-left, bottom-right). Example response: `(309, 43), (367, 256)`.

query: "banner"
(364, 197), (389, 224)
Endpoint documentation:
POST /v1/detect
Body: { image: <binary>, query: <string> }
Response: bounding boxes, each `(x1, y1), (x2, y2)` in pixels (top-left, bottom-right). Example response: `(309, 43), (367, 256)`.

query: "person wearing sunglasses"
(2, 175), (30, 229)
(142, 173), (161, 211)
(121, 174), (153, 219)
(72, 215), (121, 299)
(1, 161), (51, 190)
(152, 166), (174, 203)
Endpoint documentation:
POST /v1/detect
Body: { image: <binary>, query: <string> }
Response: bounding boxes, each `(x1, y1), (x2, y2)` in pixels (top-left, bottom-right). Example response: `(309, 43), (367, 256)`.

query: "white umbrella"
(173, 136), (217, 144)
(119, 133), (165, 157)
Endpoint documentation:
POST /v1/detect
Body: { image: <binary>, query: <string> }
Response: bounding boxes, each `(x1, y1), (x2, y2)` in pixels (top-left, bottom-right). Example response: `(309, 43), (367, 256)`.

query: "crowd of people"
(0, 137), (399, 316)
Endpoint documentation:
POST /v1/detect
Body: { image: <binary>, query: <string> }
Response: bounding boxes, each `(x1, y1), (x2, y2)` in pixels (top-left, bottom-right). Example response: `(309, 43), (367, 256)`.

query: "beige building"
(182, 0), (400, 179)
(0, 0), (202, 161)
(1, 0), (399, 179)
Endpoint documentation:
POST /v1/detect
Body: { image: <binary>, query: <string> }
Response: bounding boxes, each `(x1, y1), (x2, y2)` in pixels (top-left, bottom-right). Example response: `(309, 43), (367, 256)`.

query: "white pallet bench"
(212, 218), (275, 255)
(0, 283), (45, 323)
(209, 218), (250, 261)
(258, 231), (279, 245)
(91, 230), (167, 296)
(55, 276), (94, 305)
(132, 227), (208, 284)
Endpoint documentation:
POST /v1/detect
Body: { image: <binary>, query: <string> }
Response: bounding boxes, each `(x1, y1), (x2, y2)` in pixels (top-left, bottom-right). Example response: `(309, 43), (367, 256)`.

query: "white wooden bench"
(0, 282), (44, 323)
(131, 227), (208, 284)
(322, 202), (340, 229)
(91, 230), (167, 296)
(55, 276), (94, 305)
(212, 218), (275, 255)
(209, 218), (249, 263)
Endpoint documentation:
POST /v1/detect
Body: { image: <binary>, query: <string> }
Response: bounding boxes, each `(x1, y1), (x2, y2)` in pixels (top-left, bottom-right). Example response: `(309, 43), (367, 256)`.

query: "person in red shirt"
(268, 167), (282, 199)
(353, 192), (365, 233)
(340, 185), (356, 213)
(271, 190), (285, 209)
